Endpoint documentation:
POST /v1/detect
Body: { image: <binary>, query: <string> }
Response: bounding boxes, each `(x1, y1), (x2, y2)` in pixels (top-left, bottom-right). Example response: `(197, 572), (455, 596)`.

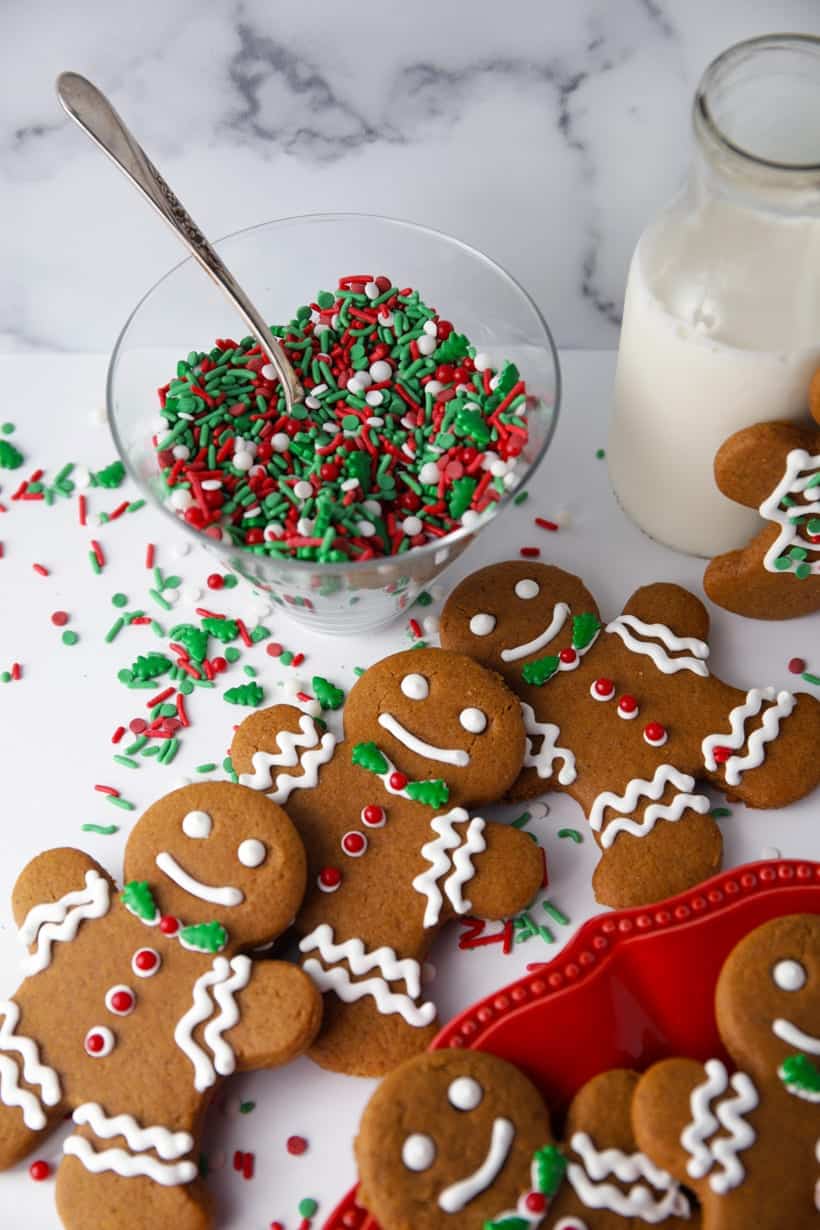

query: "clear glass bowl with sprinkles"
(108, 214), (560, 633)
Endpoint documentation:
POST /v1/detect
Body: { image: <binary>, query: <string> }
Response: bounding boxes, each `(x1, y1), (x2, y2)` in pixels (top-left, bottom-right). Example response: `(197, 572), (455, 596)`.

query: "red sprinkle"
(176, 693), (190, 727)
(266, 642), (284, 658)
(78, 494), (87, 526)
(534, 517), (558, 531)
(236, 618), (252, 648)
(712, 746), (731, 764)
(286, 1135), (308, 1156)
(32, 563), (49, 577)
(146, 686), (175, 709)
(111, 726), (126, 744)
(242, 1152), (254, 1180)
(90, 540), (105, 568)
(11, 662), (21, 681)
(94, 784), (119, 797)
(50, 611), (69, 627)
(29, 1161), (50, 1182)
(145, 543), (155, 569)
(291, 652), (305, 668)
(207, 573), (224, 590)
(519, 547), (540, 559)
(408, 618), (422, 639)
(788, 657), (806, 674)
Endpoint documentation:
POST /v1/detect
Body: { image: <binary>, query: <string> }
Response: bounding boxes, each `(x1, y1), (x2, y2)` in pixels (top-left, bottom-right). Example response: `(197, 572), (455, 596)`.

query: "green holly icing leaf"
(0, 440), (24, 470)
(121, 881), (158, 922)
(224, 681), (264, 707)
(534, 1143), (566, 1196)
(169, 623), (210, 663)
(780, 1052), (820, 1096)
(522, 655), (559, 686)
(179, 921), (228, 953)
(92, 460), (126, 489)
(201, 616), (239, 643)
(406, 779), (450, 808)
(352, 742), (389, 775)
(571, 612), (601, 651)
(128, 652), (172, 681)
(484, 1218), (528, 1230)
(312, 675), (344, 711)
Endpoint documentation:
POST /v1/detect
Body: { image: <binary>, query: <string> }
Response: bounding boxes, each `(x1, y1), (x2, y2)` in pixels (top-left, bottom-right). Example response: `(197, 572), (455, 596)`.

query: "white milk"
(609, 203), (820, 557)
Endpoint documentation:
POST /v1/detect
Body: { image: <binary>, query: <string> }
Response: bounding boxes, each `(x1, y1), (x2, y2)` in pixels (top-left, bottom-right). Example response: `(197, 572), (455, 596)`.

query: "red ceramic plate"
(323, 858), (820, 1230)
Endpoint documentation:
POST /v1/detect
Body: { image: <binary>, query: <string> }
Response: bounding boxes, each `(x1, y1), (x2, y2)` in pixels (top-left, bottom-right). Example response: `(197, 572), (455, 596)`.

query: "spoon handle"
(56, 71), (300, 408)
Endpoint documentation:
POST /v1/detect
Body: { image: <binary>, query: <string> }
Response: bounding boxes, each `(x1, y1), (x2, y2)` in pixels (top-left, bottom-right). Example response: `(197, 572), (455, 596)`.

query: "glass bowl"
(108, 213), (561, 634)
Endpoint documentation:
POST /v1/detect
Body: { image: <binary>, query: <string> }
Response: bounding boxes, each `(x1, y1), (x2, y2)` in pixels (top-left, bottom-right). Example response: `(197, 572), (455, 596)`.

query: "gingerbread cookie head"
(716, 912), (820, 1095)
(342, 647), (527, 806)
(440, 561), (600, 693)
(124, 781), (307, 950)
(356, 1050), (563, 1230)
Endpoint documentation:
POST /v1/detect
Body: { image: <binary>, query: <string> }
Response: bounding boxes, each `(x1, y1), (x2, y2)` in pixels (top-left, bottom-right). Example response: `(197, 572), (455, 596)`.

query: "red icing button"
(341, 831), (368, 857)
(617, 694), (639, 718)
(389, 771), (408, 791)
(361, 804), (386, 828)
(132, 947), (161, 977)
(159, 915), (180, 935)
(318, 867), (342, 893)
(29, 1161), (50, 1182)
(105, 985), (136, 1016)
(559, 647), (577, 664)
(643, 721), (668, 746)
(712, 745), (731, 764)
(84, 1027), (114, 1058)
(591, 677), (615, 700)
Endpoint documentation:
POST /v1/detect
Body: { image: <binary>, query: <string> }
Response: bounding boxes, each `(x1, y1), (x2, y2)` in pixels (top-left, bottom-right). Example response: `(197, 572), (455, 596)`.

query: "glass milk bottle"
(609, 35), (820, 557)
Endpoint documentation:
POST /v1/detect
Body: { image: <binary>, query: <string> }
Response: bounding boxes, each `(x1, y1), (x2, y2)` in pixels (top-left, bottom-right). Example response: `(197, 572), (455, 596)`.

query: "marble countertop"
(4, 0), (820, 355)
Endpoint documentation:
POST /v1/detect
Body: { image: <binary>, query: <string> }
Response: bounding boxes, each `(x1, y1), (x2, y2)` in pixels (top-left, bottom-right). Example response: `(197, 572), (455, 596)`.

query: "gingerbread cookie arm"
(713, 421), (819, 508)
(460, 821), (543, 921)
(11, 848), (114, 978)
(230, 704), (338, 805)
(228, 961), (322, 1072)
(616, 582), (711, 648)
(632, 1057), (719, 1193)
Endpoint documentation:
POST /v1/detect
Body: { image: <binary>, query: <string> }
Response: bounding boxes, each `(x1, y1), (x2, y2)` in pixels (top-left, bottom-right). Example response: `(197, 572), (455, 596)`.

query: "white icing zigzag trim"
(588, 765), (710, 850)
(64, 1135), (197, 1187)
(568, 1132), (690, 1223)
(521, 702), (576, 785)
(72, 1103), (193, 1159)
(299, 924), (435, 1028)
(174, 956), (251, 1092)
(702, 689), (796, 786)
(412, 809), (487, 928)
(18, 870), (110, 976)
(0, 1000), (62, 1130)
(238, 714), (336, 803)
(760, 447), (820, 575)
(681, 1059), (758, 1194)
(606, 615), (710, 677)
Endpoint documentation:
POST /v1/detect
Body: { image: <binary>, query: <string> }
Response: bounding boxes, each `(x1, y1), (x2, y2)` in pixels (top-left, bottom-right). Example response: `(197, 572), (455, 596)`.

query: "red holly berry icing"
(159, 915), (180, 935)
(559, 647), (577, 664)
(713, 745), (731, 764)
(389, 771), (408, 791)
(524, 1191), (547, 1213)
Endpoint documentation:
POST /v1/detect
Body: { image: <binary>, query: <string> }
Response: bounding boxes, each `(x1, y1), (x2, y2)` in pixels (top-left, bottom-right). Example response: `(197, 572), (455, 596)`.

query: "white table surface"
(0, 350), (816, 1229)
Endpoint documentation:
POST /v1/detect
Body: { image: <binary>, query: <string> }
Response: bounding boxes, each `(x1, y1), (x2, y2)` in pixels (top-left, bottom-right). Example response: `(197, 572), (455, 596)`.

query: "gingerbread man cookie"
(703, 374), (820, 618)
(0, 782), (321, 1230)
(355, 1052), (693, 1230)
(230, 647), (543, 1076)
(632, 913), (820, 1228)
(440, 561), (819, 908)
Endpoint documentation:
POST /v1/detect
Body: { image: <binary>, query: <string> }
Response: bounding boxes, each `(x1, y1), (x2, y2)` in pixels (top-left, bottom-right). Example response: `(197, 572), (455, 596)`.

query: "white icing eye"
(182, 810), (212, 839)
(469, 613), (496, 637)
(237, 839), (266, 868)
(772, 959), (807, 991)
(515, 579), (540, 599)
(402, 1132), (436, 1172)
(448, 1076), (483, 1110)
(401, 673), (430, 700)
(459, 707), (487, 734)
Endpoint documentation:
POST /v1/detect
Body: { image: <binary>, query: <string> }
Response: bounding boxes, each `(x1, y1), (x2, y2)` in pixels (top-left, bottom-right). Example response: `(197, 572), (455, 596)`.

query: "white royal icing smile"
(500, 602), (570, 663)
(377, 713), (469, 767)
(156, 852), (244, 907)
(773, 1018), (820, 1054)
(437, 1116), (515, 1212)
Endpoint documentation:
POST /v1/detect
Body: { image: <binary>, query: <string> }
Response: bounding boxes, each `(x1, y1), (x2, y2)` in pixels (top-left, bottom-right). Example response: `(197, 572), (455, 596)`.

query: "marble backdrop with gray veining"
(3, 0), (819, 354)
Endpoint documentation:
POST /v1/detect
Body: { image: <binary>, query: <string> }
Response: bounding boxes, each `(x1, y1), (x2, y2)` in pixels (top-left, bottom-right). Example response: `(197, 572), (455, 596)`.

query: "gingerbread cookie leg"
(57, 1148), (212, 1230)
(0, 999), (65, 1167)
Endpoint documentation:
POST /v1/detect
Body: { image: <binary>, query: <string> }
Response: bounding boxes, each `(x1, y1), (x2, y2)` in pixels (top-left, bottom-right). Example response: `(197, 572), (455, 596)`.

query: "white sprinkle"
(89, 406), (108, 426)
(346, 376), (366, 394)
(402, 515), (423, 536)
(73, 465), (91, 490)
(422, 615), (440, 636)
(474, 352), (491, 372)
(369, 359), (392, 382)
(503, 472), (518, 489)
(340, 478), (360, 492)
(425, 380), (444, 398)
(293, 480), (313, 500)
(461, 510), (480, 530)
(172, 444), (190, 461)
(271, 433), (290, 453)
(249, 464), (267, 478)
(181, 586), (202, 603)
(355, 520), (376, 538)
(489, 375), (500, 390)
(177, 412), (194, 422)
(305, 396), (321, 410)
(363, 499), (381, 516)
(417, 334), (437, 356)
(489, 458), (508, 478)
(297, 518), (315, 536)
(422, 320), (438, 336)
(364, 280), (380, 300)
(260, 363), (276, 381)
(233, 451), (253, 472)
(171, 540), (191, 558)
(377, 310), (394, 327)
(365, 390), (384, 407)
(201, 479), (222, 491)
(366, 416), (384, 427)
(264, 523), (284, 541)
(323, 422), (339, 433)
(419, 462), (440, 485)
(243, 506), (262, 519)
(312, 383), (328, 397)
(170, 488), (193, 511)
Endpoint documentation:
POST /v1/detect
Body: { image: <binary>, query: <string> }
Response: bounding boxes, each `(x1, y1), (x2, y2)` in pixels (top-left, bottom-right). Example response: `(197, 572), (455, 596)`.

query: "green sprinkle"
(511, 811), (531, 829)
(196, 762), (218, 774)
(711, 807), (731, 819)
(802, 672), (820, 686)
(224, 646), (241, 663)
(595, 448), (605, 459)
(89, 551), (102, 575)
(0, 422), (15, 434)
(113, 754), (139, 769)
(224, 681), (264, 706)
(239, 1101), (256, 1114)
(81, 823), (118, 835)
(415, 591), (433, 607)
(312, 675), (344, 710)
(557, 828), (583, 843)
(542, 900), (570, 926)
(298, 1199), (318, 1219)
(112, 593), (129, 608)
(0, 672), (10, 683)
(280, 650), (294, 666)
(106, 795), (136, 811)
(127, 499), (146, 513)
(149, 588), (172, 611)
(513, 489), (529, 505)
(62, 630), (79, 646)
(243, 665), (257, 678)
(353, 666), (366, 676)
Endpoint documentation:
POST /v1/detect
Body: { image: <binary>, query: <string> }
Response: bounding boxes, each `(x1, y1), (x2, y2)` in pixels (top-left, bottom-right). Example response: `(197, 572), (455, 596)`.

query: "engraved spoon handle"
(56, 71), (300, 409)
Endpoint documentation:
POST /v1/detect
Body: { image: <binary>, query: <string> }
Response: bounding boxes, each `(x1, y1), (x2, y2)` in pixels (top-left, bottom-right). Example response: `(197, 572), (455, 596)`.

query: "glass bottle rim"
(695, 33), (820, 173)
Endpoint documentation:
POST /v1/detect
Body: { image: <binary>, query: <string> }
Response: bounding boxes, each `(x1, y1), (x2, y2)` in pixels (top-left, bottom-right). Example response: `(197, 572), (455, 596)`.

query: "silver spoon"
(56, 71), (301, 410)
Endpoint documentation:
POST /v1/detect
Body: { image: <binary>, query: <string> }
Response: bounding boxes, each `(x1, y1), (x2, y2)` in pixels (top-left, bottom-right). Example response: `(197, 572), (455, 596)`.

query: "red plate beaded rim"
(322, 858), (820, 1230)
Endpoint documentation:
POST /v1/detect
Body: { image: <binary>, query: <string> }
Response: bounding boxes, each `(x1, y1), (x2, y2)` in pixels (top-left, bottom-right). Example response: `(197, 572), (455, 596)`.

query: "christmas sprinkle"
(81, 823), (118, 835)
(557, 827), (583, 842)
(152, 276), (530, 562)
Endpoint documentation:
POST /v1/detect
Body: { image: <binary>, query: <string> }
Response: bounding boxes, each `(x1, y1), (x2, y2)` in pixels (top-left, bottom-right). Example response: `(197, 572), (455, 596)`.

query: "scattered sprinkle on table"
(595, 447), (605, 459)
(519, 546), (540, 558)
(286, 1135), (308, 1156)
(557, 827), (583, 843)
(534, 516), (558, 531)
(62, 630), (79, 646)
(81, 824), (118, 836)
(50, 611), (69, 626)
(28, 1160), (50, 1182)
(711, 807), (731, 819)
